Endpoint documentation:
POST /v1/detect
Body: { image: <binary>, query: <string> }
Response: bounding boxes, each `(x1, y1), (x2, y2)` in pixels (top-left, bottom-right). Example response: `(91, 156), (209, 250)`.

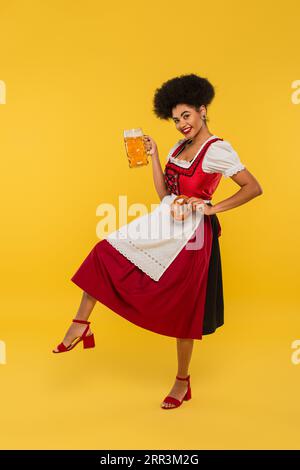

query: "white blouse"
(166, 135), (245, 178)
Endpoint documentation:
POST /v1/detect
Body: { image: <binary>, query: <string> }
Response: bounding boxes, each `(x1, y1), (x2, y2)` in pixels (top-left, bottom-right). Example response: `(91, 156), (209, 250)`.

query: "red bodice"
(164, 137), (224, 200)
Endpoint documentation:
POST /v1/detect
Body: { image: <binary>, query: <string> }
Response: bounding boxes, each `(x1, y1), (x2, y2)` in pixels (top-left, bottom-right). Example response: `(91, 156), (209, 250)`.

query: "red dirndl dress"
(70, 137), (224, 340)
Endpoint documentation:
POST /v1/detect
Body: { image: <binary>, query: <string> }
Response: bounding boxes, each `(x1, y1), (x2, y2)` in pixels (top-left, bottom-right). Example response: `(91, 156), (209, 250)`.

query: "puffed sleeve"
(202, 139), (246, 177)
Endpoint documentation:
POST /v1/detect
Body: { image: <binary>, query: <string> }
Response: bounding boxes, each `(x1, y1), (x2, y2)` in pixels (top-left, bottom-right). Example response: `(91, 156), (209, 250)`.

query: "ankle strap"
(72, 319), (90, 325)
(176, 375), (190, 381)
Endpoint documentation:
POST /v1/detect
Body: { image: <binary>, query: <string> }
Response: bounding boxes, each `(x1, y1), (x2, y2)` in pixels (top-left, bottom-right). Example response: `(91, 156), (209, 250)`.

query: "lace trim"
(224, 164), (246, 178)
(106, 238), (162, 282)
(127, 239), (166, 268)
(168, 135), (220, 167)
(165, 138), (223, 178)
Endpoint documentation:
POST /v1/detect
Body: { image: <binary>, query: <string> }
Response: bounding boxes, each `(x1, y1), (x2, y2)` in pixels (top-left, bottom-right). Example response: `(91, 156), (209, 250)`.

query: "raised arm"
(142, 135), (171, 201)
(151, 151), (171, 201)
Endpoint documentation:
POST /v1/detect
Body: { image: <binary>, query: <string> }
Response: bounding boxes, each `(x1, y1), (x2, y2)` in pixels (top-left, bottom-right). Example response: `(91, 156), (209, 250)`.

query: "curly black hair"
(152, 73), (215, 120)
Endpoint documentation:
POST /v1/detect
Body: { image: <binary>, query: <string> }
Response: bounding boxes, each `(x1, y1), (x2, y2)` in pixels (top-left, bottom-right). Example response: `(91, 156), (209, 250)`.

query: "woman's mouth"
(182, 127), (192, 135)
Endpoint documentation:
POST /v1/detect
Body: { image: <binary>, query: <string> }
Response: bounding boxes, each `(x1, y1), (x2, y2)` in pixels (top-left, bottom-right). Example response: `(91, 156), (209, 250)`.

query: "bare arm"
(150, 150), (171, 201)
(210, 168), (263, 215)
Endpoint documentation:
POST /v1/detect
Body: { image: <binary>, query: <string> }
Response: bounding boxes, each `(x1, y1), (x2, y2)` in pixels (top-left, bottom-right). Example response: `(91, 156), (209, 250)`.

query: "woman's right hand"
(142, 135), (158, 156)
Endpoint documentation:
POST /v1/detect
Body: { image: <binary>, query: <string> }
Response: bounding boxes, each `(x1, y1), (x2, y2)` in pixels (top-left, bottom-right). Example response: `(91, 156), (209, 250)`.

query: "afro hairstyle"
(152, 73), (215, 120)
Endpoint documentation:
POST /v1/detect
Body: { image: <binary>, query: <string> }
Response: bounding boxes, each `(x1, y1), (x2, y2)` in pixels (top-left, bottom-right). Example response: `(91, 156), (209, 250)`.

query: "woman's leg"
(176, 338), (194, 377)
(73, 290), (97, 322)
(53, 291), (97, 351)
(161, 338), (194, 408)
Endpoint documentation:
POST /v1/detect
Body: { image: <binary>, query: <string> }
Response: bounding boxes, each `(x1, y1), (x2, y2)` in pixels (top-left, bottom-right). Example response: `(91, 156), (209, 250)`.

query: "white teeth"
(183, 128), (191, 133)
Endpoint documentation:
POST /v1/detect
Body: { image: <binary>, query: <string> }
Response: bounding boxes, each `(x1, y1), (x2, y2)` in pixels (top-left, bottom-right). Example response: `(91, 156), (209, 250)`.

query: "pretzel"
(170, 194), (193, 221)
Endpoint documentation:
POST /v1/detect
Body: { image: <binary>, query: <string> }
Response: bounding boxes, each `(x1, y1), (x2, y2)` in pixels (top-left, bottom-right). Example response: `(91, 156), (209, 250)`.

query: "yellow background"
(0, 0), (299, 450)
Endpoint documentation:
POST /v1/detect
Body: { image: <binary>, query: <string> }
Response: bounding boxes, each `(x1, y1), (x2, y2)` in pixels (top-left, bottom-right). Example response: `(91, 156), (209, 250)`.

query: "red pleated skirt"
(70, 212), (224, 340)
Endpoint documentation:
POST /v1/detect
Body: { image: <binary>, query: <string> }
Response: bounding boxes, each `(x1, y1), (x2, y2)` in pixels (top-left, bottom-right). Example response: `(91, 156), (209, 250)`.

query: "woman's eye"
(175, 116), (189, 123)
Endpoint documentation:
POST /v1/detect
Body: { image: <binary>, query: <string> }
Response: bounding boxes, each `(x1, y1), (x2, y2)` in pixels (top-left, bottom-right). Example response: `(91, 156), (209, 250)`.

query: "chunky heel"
(161, 374), (192, 410)
(83, 333), (95, 349)
(53, 319), (95, 354)
(184, 386), (192, 401)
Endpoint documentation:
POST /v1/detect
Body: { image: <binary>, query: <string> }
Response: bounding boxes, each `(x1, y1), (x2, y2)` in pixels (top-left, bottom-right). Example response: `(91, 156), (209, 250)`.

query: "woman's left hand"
(185, 197), (215, 216)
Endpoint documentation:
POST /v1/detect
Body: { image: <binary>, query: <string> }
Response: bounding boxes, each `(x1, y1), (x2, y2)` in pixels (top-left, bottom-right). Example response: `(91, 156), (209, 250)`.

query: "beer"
(124, 128), (149, 168)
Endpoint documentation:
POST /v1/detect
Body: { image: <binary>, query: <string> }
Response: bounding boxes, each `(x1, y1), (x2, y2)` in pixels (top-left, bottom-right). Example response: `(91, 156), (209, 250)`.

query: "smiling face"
(171, 103), (207, 139)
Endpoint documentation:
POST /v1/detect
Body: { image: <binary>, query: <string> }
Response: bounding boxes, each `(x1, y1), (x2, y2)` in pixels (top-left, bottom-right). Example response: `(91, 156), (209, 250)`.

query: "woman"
(52, 74), (263, 410)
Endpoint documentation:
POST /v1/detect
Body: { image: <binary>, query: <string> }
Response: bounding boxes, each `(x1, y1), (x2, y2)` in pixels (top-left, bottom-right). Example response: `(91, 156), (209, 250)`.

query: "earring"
(202, 115), (206, 120)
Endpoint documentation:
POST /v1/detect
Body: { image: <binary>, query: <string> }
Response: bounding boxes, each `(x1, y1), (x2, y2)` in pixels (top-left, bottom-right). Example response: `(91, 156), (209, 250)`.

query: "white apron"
(106, 193), (206, 281)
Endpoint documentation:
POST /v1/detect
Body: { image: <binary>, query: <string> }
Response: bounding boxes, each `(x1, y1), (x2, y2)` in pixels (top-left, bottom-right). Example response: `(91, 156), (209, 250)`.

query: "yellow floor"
(1, 295), (299, 450)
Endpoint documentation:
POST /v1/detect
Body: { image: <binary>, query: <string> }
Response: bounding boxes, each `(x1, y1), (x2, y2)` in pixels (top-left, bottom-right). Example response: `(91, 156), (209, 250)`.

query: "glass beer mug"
(123, 128), (149, 168)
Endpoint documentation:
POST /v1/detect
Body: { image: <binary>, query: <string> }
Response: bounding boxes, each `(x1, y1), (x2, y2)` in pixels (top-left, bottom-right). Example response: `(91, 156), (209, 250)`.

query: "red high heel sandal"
(161, 375), (192, 409)
(52, 319), (95, 353)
